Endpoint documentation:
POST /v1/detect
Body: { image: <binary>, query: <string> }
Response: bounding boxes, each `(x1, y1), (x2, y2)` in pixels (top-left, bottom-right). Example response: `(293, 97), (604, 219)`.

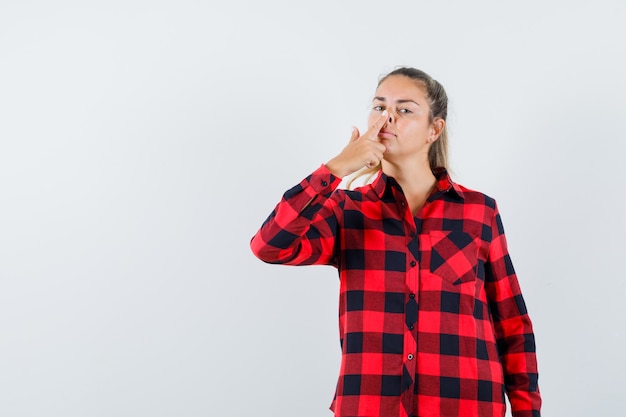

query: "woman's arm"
(250, 164), (343, 266)
(251, 113), (390, 266)
(484, 203), (542, 417)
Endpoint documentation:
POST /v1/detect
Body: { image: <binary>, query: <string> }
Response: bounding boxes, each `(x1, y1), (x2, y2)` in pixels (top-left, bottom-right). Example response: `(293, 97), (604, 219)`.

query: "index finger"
(364, 110), (388, 140)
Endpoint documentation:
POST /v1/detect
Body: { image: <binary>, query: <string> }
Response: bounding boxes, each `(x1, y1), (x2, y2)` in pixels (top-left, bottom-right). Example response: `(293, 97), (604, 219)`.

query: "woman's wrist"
(325, 158), (349, 178)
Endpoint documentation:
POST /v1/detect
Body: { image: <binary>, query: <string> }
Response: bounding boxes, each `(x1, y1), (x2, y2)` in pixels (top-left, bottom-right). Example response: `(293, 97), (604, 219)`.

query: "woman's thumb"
(349, 126), (360, 142)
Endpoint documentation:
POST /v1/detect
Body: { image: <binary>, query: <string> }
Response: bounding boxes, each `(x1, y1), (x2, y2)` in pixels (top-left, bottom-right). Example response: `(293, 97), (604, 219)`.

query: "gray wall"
(1, 1), (624, 416)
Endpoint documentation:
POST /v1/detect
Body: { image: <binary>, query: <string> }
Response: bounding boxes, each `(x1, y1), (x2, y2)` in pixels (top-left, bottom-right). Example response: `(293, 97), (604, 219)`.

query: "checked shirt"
(250, 164), (541, 417)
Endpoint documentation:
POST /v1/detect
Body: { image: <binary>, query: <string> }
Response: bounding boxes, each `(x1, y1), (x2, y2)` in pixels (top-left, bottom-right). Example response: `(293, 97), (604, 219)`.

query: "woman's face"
(368, 75), (441, 162)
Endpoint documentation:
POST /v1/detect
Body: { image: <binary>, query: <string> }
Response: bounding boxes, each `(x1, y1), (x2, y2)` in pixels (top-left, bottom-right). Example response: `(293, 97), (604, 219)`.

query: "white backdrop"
(1, 1), (625, 416)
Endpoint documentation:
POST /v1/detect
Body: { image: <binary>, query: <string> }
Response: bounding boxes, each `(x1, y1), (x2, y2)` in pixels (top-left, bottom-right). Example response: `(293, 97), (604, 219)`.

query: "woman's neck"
(382, 159), (436, 194)
(382, 159), (437, 214)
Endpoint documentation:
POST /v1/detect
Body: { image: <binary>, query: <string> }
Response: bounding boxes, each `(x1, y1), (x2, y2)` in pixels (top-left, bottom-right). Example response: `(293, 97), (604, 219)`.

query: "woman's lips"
(378, 129), (396, 139)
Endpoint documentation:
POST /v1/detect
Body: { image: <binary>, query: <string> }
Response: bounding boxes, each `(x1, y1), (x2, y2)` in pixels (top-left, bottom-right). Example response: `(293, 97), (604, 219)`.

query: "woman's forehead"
(375, 76), (427, 100)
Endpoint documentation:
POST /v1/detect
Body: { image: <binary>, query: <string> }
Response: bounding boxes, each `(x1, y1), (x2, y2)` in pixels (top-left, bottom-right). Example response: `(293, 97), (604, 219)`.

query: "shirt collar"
(372, 167), (465, 200)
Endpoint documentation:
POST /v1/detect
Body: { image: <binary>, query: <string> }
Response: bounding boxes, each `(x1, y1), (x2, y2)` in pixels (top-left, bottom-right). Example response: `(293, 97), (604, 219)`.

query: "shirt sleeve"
(484, 203), (542, 417)
(250, 164), (343, 267)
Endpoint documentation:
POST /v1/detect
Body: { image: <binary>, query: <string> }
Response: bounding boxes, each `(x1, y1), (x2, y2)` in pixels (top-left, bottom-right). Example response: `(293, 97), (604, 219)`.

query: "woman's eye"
(399, 108), (411, 114)
(373, 105), (384, 111)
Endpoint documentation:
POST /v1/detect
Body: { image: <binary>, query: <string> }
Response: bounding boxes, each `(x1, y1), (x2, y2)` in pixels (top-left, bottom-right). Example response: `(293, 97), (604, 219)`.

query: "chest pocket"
(429, 231), (478, 285)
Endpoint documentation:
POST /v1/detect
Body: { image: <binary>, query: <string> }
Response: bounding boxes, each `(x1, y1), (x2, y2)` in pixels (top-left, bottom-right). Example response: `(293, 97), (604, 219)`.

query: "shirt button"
(401, 201), (406, 207)
(410, 260), (416, 267)
(409, 293), (415, 299)
(408, 354), (414, 360)
(408, 324), (414, 330)
(321, 180), (328, 186)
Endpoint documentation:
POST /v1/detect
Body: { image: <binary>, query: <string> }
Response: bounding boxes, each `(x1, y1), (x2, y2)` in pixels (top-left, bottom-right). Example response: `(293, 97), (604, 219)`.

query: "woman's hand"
(325, 110), (388, 178)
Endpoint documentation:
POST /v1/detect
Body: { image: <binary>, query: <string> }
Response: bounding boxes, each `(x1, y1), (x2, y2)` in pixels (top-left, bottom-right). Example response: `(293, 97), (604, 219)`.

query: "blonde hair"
(347, 67), (449, 189)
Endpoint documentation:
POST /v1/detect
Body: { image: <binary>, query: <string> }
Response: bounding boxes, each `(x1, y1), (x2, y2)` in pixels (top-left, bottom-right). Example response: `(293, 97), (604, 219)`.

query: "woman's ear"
(429, 118), (445, 142)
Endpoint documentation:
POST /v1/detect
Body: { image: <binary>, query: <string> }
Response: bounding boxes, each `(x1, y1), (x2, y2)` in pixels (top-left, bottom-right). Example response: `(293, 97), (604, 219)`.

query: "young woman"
(250, 67), (541, 417)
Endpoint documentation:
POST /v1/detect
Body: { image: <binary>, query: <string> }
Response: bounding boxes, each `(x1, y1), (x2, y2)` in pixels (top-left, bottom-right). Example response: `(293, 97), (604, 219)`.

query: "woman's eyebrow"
(373, 97), (420, 106)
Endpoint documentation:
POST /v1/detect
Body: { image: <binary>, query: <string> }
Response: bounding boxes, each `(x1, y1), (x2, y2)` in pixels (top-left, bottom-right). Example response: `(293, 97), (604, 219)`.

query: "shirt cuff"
(306, 163), (342, 194)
